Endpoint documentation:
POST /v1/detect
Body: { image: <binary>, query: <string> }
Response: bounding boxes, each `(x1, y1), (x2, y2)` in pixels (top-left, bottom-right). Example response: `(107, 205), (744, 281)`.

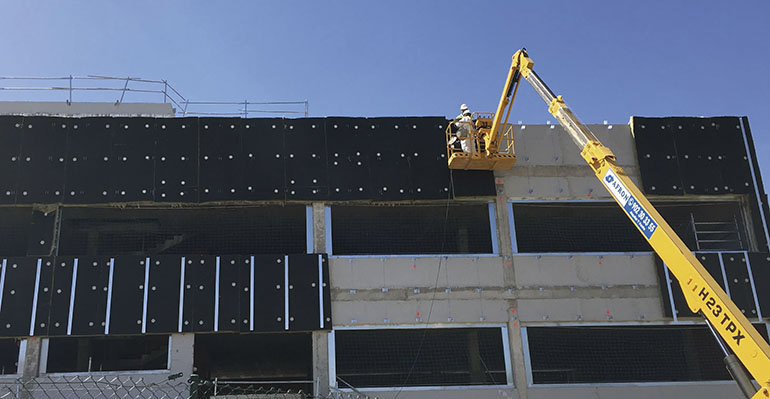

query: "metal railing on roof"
(0, 75), (308, 117)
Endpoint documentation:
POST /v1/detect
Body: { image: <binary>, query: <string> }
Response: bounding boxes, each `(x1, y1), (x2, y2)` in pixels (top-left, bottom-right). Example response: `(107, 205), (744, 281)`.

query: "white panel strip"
(508, 202), (518, 253)
(718, 253), (731, 298)
(214, 256), (220, 332)
(500, 325), (514, 386)
(141, 257), (150, 334)
(744, 251), (763, 320)
(178, 257), (186, 333)
(67, 259), (79, 335)
(488, 202), (499, 254)
(663, 263), (678, 323)
(29, 259), (42, 336)
(318, 254), (324, 329)
(328, 330), (337, 389)
(0, 259), (6, 312)
(324, 206), (332, 255)
(521, 327), (533, 387)
(250, 255), (255, 331)
(285, 255), (289, 330)
(104, 258), (115, 334)
(306, 205), (314, 254)
(739, 118), (770, 249)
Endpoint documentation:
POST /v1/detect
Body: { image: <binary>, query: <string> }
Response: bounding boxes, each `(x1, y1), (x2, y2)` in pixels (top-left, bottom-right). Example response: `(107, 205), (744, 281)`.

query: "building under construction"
(0, 96), (768, 399)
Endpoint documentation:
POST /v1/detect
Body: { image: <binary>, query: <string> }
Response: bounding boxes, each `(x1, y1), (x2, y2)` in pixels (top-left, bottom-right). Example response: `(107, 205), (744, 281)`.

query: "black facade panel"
(48, 258), (75, 336)
(326, 118), (373, 200)
(183, 255), (217, 332)
(0, 257), (37, 337)
(631, 118), (684, 195)
(748, 253), (770, 316)
(284, 118), (329, 200)
(110, 119), (156, 202)
(252, 255), (286, 332)
(199, 119), (245, 202)
(155, 118), (199, 202)
(238, 255), (253, 332)
(26, 209), (56, 256)
(451, 170), (496, 197)
(241, 118), (286, 201)
(722, 252), (758, 318)
(106, 256), (145, 335)
(288, 254), (321, 331)
(64, 118), (114, 203)
(69, 257), (110, 336)
(217, 255), (243, 332)
(32, 258), (54, 336)
(0, 116), (24, 204)
(145, 255), (183, 334)
(18, 118), (68, 203)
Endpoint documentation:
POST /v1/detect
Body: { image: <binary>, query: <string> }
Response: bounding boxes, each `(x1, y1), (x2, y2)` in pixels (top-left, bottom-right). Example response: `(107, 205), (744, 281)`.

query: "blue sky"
(1, 1), (769, 187)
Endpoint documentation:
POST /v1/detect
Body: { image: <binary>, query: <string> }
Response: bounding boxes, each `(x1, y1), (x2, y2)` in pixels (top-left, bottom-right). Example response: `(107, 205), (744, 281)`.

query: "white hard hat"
(462, 109), (471, 116)
(460, 104), (468, 111)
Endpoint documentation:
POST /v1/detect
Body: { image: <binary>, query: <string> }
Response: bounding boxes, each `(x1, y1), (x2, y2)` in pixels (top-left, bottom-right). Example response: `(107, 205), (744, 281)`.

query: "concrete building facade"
(0, 105), (767, 399)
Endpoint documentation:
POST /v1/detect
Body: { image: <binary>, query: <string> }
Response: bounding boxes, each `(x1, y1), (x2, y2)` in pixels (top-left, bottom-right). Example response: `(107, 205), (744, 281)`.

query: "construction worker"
(454, 108), (474, 153)
(453, 104), (469, 122)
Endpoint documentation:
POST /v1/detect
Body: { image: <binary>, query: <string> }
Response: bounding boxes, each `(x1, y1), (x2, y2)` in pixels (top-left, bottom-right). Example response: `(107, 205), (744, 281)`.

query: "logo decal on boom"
(603, 169), (658, 239)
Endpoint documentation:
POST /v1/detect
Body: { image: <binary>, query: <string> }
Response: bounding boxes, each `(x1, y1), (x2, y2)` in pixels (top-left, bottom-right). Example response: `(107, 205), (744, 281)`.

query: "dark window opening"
(194, 333), (312, 392)
(335, 328), (507, 388)
(527, 325), (769, 384)
(332, 204), (492, 255)
(0, 339), (20, 375)
(46, 335), (169, 373)
(0, 207), (33, 256)
(58, 205), (306, 256)
(513, 201), (749, 253)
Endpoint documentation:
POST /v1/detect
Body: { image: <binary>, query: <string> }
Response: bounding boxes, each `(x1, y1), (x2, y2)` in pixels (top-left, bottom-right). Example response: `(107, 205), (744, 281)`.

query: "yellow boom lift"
(447, 49), (770, 398)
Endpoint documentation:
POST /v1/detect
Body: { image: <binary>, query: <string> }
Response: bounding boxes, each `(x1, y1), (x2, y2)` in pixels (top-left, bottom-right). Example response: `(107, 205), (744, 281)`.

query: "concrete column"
(508, 313), (528, 399)
(312, 331), (330, 397)
(21, 338), (41, 379)
(312, 203), (327, 253)
(169, 333), (195, 378)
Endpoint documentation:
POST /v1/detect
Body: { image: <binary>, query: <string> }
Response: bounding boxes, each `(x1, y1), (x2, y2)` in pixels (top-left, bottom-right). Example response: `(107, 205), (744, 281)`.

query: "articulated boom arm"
(511, 49), (770, 398)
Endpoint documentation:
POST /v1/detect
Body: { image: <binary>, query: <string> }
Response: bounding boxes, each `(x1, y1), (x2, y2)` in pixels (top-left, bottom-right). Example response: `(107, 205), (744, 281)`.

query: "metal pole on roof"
(68, 75), (73, 104)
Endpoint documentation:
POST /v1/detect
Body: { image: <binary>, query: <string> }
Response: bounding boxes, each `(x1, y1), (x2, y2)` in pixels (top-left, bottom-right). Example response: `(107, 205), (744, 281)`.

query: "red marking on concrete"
(499, 197), (504, 201)
(511, 309), (516, 313)
(416, 312), (421, 317)
(413, 264), (417, 269)
(587, 193), (591, 197)
(598, 261), (602, 265)
(497, 179), (502, 184)
(513, 322), (518, 327)
(606, 310), (611, 315)
(505, 261), (511, 266)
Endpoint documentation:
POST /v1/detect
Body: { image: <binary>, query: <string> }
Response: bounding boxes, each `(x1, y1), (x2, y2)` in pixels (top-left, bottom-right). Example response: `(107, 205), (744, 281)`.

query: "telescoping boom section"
(465, 49), (770, 398)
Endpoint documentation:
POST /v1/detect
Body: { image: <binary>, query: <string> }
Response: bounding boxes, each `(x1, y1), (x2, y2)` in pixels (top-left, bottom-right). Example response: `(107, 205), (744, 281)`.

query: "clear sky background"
(1, 1), (768, 188)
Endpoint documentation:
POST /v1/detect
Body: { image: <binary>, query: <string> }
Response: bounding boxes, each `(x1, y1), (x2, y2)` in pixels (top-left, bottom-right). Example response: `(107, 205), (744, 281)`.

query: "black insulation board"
(722, 252), (758, 318)
(0, 253), (330, 337)
(0, 116), (494, 204)
(748, 253), (770, 316)
(632, 117), (755, 196)
(26, 209), (56, 256)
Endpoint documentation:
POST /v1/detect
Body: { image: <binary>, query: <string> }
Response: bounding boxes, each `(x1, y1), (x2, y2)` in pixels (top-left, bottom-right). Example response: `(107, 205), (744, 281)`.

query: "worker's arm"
(512, 49), (770, 397)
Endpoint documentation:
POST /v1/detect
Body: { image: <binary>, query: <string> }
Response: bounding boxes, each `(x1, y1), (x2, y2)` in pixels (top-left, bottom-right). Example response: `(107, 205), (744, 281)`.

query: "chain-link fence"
(0, 375), (376, 399)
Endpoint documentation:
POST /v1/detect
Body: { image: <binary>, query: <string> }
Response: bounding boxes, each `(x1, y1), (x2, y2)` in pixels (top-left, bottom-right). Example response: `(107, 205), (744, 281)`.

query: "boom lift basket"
(446, 112), (516, 170)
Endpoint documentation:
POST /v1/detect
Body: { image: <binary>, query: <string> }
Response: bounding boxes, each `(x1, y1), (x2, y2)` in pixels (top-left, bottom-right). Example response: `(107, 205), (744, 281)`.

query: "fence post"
(189, 374), (201, 399)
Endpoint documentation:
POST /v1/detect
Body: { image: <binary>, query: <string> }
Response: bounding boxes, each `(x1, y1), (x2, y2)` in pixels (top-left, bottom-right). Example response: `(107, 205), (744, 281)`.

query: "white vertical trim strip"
(178, 257), (186, 333)
(739, 118), (770, 249)
(663, 262), (678, 322)
(328, 330), (337, 389)
(324, 206), (332, 255)
(717, 253), (731, 298)
(141, 257), (150, 334)
(521, 327), (533, 387)
(104, 258), (115, 334)
(488, 202), (499, 254)
(214, 256), (220, 332)
(0, 259), (6, 312)
(17, 339), (26, 375)
(318, 254), (324, 329)
(29, 259), (42, 336)
(306, 205), (314, 254)
(167, 336), (173, 370)
(39, 338), (49, 374)
(250, 255), (255, 331)
(508, 202), (518, 253)
(500, 325), (513, 386)
(67, 259), (79, 335)
(284, 255), (289, 330)
(744, 251), (763, 320)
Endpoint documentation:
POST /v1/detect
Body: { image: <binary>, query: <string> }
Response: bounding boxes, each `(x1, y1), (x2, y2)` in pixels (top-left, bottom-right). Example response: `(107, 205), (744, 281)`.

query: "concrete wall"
(0, 101), (174, 117)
